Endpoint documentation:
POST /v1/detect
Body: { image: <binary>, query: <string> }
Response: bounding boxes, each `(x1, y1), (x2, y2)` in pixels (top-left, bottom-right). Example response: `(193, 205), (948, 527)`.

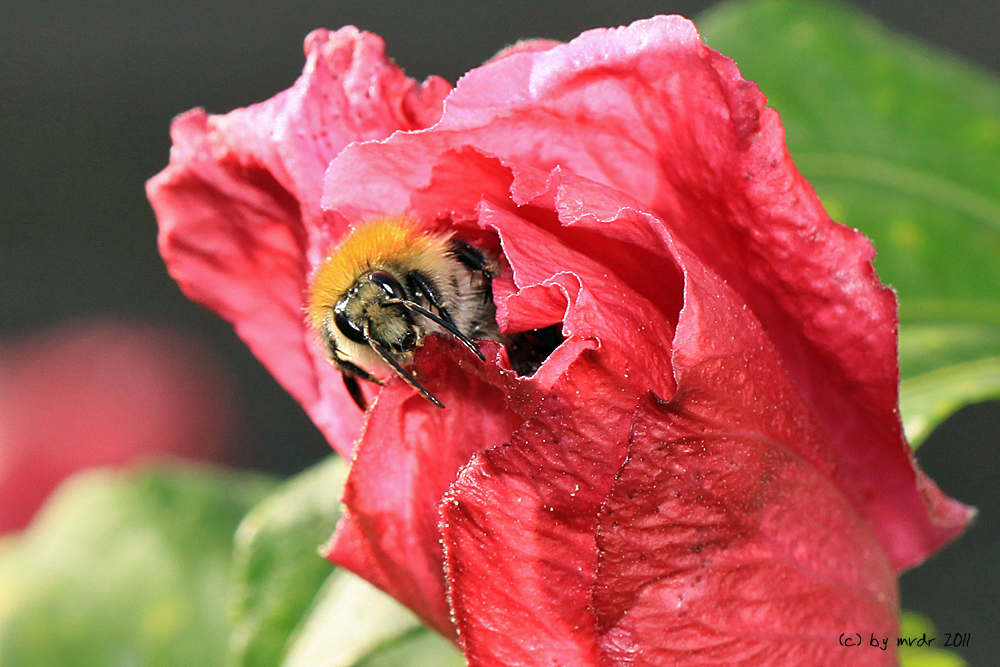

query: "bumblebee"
(307, 217), (499, 409)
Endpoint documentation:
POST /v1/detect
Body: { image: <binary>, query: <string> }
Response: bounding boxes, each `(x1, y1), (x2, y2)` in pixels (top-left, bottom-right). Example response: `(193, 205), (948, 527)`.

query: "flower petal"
(322, 338), (542, 636)
(481, 200), (676, 398)
(442, 353), (639, 667)
(323, 13), (972, 568)
(593, 395), (899, 667)
(589, 242), (900, 665)
(147, 27), (450, 454)
(326, 137), (683, 391)
(443, 227), (902, 665)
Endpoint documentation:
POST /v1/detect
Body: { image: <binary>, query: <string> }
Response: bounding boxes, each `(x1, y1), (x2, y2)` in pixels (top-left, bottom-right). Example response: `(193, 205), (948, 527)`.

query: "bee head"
(333, 270), (420, 356)
(308, 217), (496, 409)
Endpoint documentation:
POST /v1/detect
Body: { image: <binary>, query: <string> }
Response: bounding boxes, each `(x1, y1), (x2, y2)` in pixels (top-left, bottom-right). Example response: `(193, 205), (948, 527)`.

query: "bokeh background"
(1, 0), (996, 662)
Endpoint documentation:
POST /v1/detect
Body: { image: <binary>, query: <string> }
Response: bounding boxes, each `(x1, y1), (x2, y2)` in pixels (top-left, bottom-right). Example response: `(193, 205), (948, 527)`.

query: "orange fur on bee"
(307, 217), (451, 330)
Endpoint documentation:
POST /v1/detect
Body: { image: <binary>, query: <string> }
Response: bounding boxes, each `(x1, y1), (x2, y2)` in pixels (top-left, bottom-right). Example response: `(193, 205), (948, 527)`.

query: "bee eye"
(333, 305), (368, 345)
(369, 271), (406, 300)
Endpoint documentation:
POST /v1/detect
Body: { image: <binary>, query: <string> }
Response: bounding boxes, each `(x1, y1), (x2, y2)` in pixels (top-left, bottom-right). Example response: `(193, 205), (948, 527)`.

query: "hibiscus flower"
(147, 16), (972, 666)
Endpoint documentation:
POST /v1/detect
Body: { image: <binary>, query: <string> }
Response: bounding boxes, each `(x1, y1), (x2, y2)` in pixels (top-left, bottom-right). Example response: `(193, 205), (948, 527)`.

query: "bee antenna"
(390, 299), (487, 363)
(363, 323), (445, 408)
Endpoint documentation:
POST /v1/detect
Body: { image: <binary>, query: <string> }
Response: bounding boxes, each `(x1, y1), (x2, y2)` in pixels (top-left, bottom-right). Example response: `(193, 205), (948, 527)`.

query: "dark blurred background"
(1, 0), (996, 662)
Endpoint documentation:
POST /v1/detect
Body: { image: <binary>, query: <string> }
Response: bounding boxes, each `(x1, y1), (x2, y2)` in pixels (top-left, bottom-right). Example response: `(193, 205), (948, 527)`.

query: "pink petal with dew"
(324, 338), (541, 636)
(323, 13), (972, 568)
(443, 353), (639, 667)
(148, 27), (449, 455)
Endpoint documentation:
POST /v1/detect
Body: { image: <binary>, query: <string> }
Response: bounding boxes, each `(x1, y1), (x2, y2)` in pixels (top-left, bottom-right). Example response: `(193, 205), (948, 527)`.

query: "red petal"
(148, 14), (974, 663)
(594, 395), (898, 667)
(450, 16), (974, 567)
(482, 201), (676, 398)
(327, 140), (684, 392)
(322, 14), (971, 567)
(444, 239), (902, 664)
(588, 243), (900, 665)
(442, 354), (639, 667)
(321, 148), (699, 638)
(147, 27), (449, 454)
(323, 338), (543, 636)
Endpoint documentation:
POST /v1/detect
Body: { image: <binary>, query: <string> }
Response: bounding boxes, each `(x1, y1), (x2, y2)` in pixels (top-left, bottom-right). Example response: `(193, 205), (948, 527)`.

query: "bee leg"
(448, 239), (496, 306)
(331, 355), (384, 412)
(406, 271), (453, 323)
(448, 239), (495, 275)
(341, 373), (367, 411)
(389, 297), (487, 362)
(403, 270), (486, 361)
(372, 341), (445, 408)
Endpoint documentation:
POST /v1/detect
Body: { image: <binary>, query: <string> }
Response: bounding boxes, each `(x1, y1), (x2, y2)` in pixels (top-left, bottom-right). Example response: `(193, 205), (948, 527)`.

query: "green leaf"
(229, 455), (463, 667)
(354, 627), (466, 667)
(0, 464), (276, 667)
(699, 0), (1000, 444)
(899, 355), (1000, 445)
(0, 535), (25, 627)
(898, 610), (968, 667)
(282, 570), (463, 667)
(228, 455), (347, 667)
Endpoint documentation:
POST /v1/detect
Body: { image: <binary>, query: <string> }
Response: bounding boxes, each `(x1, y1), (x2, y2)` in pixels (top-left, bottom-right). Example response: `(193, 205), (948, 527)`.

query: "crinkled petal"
(150, 13), (975, 665)
(326, 140), (682, 391)
(589, 245), (900, 666)
(212, 27), (449, 231)
(147, 27), (450, 454)
(443, 213), (901, 664)
(442, 353), (639, 667)
(482, 201), (676, 398)
(322, 13), (971, 568)
(323, 338), (541, 636)
(323, 153), (698, 637)
(594, 395), (898, 667)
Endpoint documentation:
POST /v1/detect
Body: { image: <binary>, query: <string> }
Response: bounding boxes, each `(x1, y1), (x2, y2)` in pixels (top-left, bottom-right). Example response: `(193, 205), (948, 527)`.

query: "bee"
(307, 217), (500, 410)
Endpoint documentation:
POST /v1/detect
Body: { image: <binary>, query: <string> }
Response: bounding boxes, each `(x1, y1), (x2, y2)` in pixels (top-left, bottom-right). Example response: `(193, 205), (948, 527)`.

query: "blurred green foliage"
(700, 0), (1000, 446)
(228, 456), (345, 667)
(898, 611), (968, 667)
(0, 465), (276, 667)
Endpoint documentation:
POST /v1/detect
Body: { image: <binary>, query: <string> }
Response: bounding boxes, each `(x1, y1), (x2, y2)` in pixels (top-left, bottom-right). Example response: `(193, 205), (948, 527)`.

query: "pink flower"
(0, 319), (235, 533)
(147, 17), (972, 667)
